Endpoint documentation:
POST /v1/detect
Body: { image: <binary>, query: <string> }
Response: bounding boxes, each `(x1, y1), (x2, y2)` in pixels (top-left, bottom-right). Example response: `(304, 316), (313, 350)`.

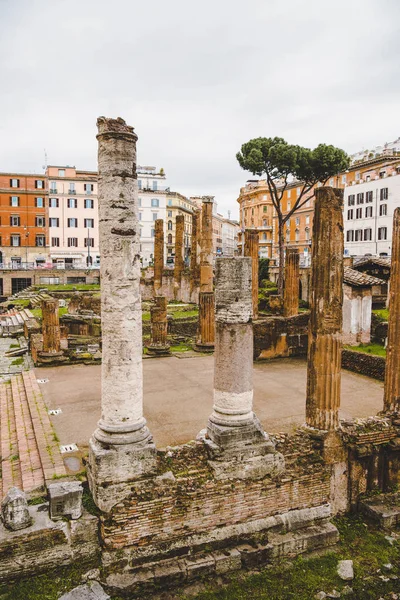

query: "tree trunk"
(278, 219), (285, 295)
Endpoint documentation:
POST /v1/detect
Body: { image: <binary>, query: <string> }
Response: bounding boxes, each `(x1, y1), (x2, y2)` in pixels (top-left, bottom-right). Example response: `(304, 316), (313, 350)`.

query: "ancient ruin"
(196, 196), (215, 350)
(147, 295), (170, 355)
(153, 218), (164, 294)
(283, 247), (299, 318)
(244, 228), (259, 320)
(384, 206), (400, 413)
(190, 208), (201, 292)
(173, 214), (185, 300)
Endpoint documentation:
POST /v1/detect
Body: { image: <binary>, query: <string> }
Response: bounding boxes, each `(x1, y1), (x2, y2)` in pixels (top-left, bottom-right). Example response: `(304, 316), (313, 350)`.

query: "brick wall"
(253, 313), (309, 360)
(341, 349), (386, 381)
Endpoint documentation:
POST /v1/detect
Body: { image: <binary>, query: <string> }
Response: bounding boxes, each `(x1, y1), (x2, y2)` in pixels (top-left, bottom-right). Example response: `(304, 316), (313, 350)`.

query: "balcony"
(49, 189), (58, 194)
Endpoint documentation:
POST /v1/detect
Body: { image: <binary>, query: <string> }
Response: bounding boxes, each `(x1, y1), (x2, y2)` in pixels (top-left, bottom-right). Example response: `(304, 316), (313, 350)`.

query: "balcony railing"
(0, 262), (100, 271)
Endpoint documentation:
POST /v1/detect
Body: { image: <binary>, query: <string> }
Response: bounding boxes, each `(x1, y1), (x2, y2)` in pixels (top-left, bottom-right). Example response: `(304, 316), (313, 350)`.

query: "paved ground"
(35, 356), (385, 450)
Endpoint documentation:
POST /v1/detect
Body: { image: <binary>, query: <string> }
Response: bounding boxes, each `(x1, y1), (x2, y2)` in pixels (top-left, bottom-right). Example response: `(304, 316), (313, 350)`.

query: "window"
(342, 174), (347, 184)
(167, 234), (172, 244)
(356, 208), (362, 219)
(35, 216), (45, 227)
(84, 183), (94, 193)
(10, 215), (20, 226)
(51, 237), (60, 247)
(138, 180), (142, 190)
(329, 178), (334, 186)
(152, 213), (158, 221)
(69, 185), (76, 194)
(84, 198), (94, 209)
(305, 228), (310, 240)
(139, 212), (142, 221)
(168, 210), (172, 217)
(378, 227), (387, 240)
(295, 217), (300, 226)
(355, 230), (363, 241)
(49, 198), (59, 208)
(49, 218), (59, 227)
(297, 187), (300, 197)
(67, 237), (78, 247)
(306, 215), (310, 225)
(151, 198), (159, 207)
(35, 197), (44, 208)
(58, 169), (65, 177)
(366, 191), (373, 203)
(11, 235), (20, 246)
(67, 198), (77, 208)
(295, 229), (299, 241)
(347, 230), (354, 242)
(287, 201), (291, 210)
(365, 206), (373, 218)
(356, 193), (364, 204)
(263, 219), (267, 226)
(152, 181), (158, 191)
(262, 232), (267, 240)
(84, 218), (94, 228)
(380, 188), (388, 200)
(10, 178), (19, 188)
(364, 228), (372, 241)
(36, 235), (45, 247)
(348, 195), (355, 206)
(84, 238), (94, 247)
(168, 220), (172, 230)
(35, 180), (44, 189)
(68, 218), (78, 227)
(10, 196), (19, 207)
(151, 228), (155, 237)
(287, 189), (291, 198)
(355, 171), (360, 181)
(263, 205), (267, 212)
(347, 209), (354, 220)
(50, 182), (57, 193)
(380, 204), (387, 216)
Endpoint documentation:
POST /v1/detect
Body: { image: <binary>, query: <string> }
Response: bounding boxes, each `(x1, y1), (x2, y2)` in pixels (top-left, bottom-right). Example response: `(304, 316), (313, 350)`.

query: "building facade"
(221, 218), (239, 256)
(138, 166), (167, 267)
(166, 192), (196, 265)
(0, 173), (48, 267)
(46, 166), (99, 267)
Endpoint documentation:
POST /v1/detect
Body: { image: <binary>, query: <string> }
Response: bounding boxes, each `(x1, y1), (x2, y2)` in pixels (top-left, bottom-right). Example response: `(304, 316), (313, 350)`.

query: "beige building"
(166, 192), (197, 265)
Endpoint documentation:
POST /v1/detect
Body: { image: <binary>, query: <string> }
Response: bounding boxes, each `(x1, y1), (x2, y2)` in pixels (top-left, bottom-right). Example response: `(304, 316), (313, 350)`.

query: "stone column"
(88, 117), (156, 512)
(190, 209), (200, 293)
(283, 248), (299, 318)
(196, 197), (215, 350)
(244, 229), (259, 320)
(174, 214), (185, 300)
(147, 296), (170, 356)
(383, 208), (400, 413)
(153, 219), (164, 295)
(204, 257), (284, 478)
(306, 187), (344, 431)
(42, 298), (61, 353)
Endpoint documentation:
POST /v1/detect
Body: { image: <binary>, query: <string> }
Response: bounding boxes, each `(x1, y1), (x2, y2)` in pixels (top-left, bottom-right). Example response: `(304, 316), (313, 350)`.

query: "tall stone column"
(196, 197), (215, 350)
(88, 117), (156, 512)
(306, 187), (344, 431)
(147, 296), (170, 356)
(153, 218), (164, 295)
(383, 208), (400, 413)
(174, 214), (185, 300)
(190, 209), (200, 293)
(244, 229), (259, 320)
(203, 257), (284, 479)
(41, 298), (61, 353)
(283, 248), (300, 318)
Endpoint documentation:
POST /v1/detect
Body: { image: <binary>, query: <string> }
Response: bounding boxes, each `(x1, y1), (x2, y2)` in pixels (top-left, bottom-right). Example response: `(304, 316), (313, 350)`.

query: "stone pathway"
(0, 370), (66, 500)
(0, 337), (32, 378)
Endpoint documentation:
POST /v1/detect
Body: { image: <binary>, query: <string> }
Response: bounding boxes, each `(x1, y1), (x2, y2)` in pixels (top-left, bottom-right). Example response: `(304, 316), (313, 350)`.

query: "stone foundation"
(341, 349), (386, 381)
(253, 313), (309, 360)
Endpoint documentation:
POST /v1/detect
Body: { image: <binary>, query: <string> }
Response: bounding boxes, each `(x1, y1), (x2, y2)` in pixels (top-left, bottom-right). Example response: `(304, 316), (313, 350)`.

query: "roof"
(353, 256), (391, 269)
(343, 267), (385, 287)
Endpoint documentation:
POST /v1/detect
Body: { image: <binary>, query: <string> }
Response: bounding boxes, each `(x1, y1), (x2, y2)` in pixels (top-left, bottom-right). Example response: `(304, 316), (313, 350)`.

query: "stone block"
(268, 522), (339, 559)
(1, 487), (32, 531)
(212, 548), (241, 574)
(152, 557), (187, 586)
(58, 581), (110, 600)
(237, 543), (273, 568)
(48, 481), (83, 521)
(337, 559), (354, 581)
(185, 553), (216, 581)
(359, 493), (400, 530)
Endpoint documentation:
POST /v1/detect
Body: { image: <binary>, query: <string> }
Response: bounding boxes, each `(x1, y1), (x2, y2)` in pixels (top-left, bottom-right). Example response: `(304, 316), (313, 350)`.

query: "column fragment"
(174, 214), (185, 300)
(190, 209), (200, 292)
(244, 229), (259, 320)
(196, 197), (215, 350)
(147, 296), (170, 356)
(153, 219), (164, 295)
(41, 298), (61, 354)
(306, 187), (344, 431)
(383, 208), (400, 412)
(283, 248), (300, 318)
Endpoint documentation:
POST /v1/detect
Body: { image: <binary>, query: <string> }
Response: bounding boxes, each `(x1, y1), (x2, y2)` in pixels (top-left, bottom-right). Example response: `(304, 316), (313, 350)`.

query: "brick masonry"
(342, 349), (386, 381)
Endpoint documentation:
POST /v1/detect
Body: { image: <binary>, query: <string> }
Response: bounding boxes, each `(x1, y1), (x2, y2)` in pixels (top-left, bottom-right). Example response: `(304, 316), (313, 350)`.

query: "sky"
(0, 0), (399, 220)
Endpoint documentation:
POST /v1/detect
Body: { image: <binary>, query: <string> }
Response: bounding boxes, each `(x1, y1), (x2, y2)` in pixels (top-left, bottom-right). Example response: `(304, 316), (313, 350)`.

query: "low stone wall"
(141, 270), (198, 304)
(341, 349), (386, 381)
(68, 293), (101, 315)
(253, 312), (309, 360)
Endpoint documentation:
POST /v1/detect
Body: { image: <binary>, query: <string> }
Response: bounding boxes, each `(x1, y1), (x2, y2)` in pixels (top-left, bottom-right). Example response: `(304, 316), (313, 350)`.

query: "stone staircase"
(0, 370), (66, 500)
(0, 307), (36, 336)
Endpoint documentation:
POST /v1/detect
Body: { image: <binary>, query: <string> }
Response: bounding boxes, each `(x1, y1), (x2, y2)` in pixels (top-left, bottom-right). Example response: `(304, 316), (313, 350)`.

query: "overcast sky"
(1, 0), (399, 219)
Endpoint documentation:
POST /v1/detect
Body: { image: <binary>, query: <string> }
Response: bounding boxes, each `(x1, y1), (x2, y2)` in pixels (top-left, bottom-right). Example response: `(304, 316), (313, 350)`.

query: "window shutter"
(17, 179), (20, 187)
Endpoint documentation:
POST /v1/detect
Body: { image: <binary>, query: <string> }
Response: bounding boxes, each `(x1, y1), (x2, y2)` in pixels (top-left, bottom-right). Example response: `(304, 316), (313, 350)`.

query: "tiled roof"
(353, 256), (391, 269)
(344, 267), (386, 287)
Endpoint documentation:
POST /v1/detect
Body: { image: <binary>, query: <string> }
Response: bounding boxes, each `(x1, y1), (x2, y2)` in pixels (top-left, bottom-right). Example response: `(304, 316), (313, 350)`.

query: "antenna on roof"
(42, 149), (48, 171)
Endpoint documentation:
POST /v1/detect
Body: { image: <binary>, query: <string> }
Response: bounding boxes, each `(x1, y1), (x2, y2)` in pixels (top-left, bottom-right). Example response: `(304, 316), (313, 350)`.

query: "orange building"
(0, 173), (48, 267)
(237, 153), (400, 264)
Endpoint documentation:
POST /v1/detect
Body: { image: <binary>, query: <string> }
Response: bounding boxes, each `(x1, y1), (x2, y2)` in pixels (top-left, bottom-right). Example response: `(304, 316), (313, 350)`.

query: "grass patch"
(30, 308), (42, 320)
(59, 307), (68, 317)
(11, 357), (24, 366)
(34, 284), (100, 292)
(170, 343), (192, 352)
(28, 496), (47, 506)
(82, 483), (101, 517)
(142, 312), (151, 321)
(374, 308), (389, 322)
(345, 343), (386, 357)
(9, 343), (19, 349)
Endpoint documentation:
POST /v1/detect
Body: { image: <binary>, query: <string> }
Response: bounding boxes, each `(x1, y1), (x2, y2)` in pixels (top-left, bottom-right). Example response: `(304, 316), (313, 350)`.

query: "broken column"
(203, 257), (284, 478)
(147, 296), (170, 356)
(42, 298), (61, 353)
(283, 248), (300, 318)
(190, 209), (201, 293)
(383, 207), (400, 413)
(153, 218), (164, 295)
(196, 197), (215, 351)
(174, 214), (185, 300)
(306, 187), (344, 430)
(244, 229), (259, 320)
(88, 117), (156, 512)
(1, 487), (32, 530)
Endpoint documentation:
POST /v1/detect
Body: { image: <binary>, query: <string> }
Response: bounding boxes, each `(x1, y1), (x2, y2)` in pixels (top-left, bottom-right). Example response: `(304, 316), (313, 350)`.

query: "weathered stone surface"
(384, 208), (400, 412)
(284, 248), (299, 318)
(174, 214), (185, 300)
(153, 218), (164, 294)
(58, 581), (110, 600)
(190, 209), (201, 292)
(1, 487), (31, 531)
(359, 493), (400, 530)
(268, 522), (339, 559)
(337, 559), (354, 581)
(42, 298), (61, 353)
(306, 187), (344, 431)
(147, 296), (170, 355)
(196, 197), (215, 349)
(48, 481), (83, 521)
(244, 228), (259, 320)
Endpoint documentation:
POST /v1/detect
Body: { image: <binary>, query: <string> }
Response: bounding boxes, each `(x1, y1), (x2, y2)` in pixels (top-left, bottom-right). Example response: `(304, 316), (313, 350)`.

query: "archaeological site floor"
(35, 356), (384, 450)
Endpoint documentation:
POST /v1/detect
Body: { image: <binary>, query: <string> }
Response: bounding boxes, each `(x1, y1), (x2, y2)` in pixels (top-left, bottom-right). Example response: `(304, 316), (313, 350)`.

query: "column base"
(37, 350), (67, 366)
(88, 435), (157, 512)
(194, 342), (215, 353)
(198, 414), (285, 480)
(146, 344), (171, 356)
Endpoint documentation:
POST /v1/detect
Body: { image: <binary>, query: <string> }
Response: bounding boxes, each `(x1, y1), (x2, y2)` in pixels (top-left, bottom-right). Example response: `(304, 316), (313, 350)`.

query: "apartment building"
(166, 192), (196, 264)
(138, 166), (167, 267)
(221, 218), (239, 256)
(0, 173), (48, 266)
(46, 166), (99, 267)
